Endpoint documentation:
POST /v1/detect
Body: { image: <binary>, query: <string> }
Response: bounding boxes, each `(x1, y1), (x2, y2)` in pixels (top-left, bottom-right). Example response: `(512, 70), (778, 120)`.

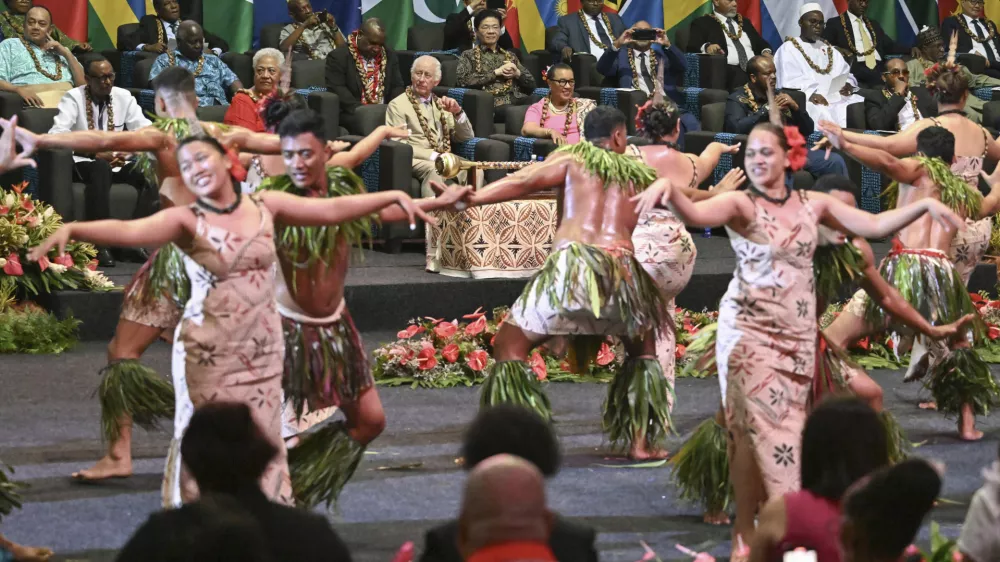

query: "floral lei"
(85, 87), (115, 131)
(474, 45), (514, 97)
(717, 13), (745, 41)
(839, 12), (877, 57)
(347, 30), (387, 105)
(405, 86), (451, 153)
(578, 11), (614, 49)
(740, 84), (791, 118)
(627, 47), (658, 91)
(20, 38), (63, 81)
(785, 125), (808, 172)
(166, 51), (205, 76)
(959, 15), (996, 44)
(786, 37), (834, 74)
(539, 96), (577, 139)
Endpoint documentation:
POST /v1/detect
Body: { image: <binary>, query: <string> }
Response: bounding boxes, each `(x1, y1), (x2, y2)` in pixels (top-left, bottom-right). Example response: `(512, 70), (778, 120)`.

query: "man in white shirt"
(684, 0), (773, 89)
(942, 0), (1000, 79)
(823, 0), (904, 87)
(774, 3), (864, 127)
(49, 55), (154, 267)
(550, 0), (626, 63)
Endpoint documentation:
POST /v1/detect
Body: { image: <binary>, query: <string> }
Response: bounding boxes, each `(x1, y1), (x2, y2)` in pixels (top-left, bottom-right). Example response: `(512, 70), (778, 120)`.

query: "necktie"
(727, 17), (749, 71)
(858, 18), (876, 69)
(975, 19), (999, 65)
(639, 52), (654, 92)
(170, 22), (178, 34)
(592, 16), (612, 49)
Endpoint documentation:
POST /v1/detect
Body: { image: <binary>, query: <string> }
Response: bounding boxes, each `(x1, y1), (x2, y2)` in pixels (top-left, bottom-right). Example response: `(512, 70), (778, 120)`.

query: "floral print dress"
(716, 191), (818, 497)
(949, 156), (991, 286)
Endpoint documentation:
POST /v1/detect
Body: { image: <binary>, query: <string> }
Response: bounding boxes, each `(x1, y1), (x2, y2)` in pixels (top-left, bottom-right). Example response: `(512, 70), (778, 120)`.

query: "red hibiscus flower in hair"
(397, 325), (426, 339)
(783, 126), (808, 172)
(417, 346), (437, 371)
(466, 349), (489, 371)
(465, 316), (487, 336)
(596, 342), (615, 366)
(529, 351), (547, 381)
(53, 254), (74, 268)
(434, 321), (457, 339)
(441, 343), (460, 363)
(3, 253), (22, 276)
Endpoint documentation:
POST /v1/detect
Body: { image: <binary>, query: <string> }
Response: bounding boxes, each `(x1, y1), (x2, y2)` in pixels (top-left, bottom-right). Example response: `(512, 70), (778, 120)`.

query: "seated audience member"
(49, 55), (155, 268)
(550, 0), (626, 63)
(839, 459), (941, 562)
(862, 58), (936, 132)
(279, 0), (345, 61)
(444, 0), (514, 53)
(725, 55), (848, 179)
(823, 0), (905, 88)
(149, 20), (242, 106)
(775, 3), (864, 128)
(115, 402), (352, 562)
(386, 55), (477, 197)
(958, 443), (1000, 562)
(941, 0), (1000, 79)
(521, 64), (595, 146)
(907, 25), (999, 124)
(225, 48), (284, 132)
(685, 0), (772, 89)
(0, 6), (84, 108)
(421, 405), (598, 562)
(122, 0), (228, 55)
(327, 17), (405, 134)
(457, 10), (535, 119)
(750, 397), (889, 562)
(0, 0), (89, 52)
(596, 21), (699, 136)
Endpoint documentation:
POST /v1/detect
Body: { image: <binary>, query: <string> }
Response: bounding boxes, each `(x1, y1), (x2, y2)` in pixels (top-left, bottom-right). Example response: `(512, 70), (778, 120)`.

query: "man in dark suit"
(685, 0), (772, 89)
(443, 0), (514, 52)
(941, 0), (1000, 79)
(725, 55), (847, 178)
(863, 57), (937, 131)
(823, 0), (905, 87)
(327, 18), (405, 135)
(419, 405), (598, 562)
(550, 0), (626, 63)
(120, 0), (228, 54)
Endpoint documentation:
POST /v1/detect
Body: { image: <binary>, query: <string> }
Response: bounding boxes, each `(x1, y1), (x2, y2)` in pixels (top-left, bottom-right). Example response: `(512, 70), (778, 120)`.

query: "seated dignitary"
(685, 0), (772, 89)
(725, 55), (848, 179)
(279, 0), (345, 61)
(941, 0), (1000, 79)
(49, 55), (155, 267)
(907, 25), (999, 124)
(444, 0), (514, 53)
(327, 17), (405, 134)
(775, 3), (864, 127)
(457, 10), (535, 116)
(521, 63), (595, 146)
(862, 57), (937, 131)
(149, 20), (242, 106)
(0, 0), (90, 52)
(823, 0), (906, 87)
(121, 0), (228, 55)
(224, 48), (284, 132)
(550, 0), (626, 63)
(0, 5), (84, 108)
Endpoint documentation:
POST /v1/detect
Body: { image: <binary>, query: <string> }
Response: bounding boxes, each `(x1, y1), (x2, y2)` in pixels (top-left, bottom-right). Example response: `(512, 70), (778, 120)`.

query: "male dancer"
(4, 67), (406, 481)
(261, 109), (471, 508)
(431, 106), (669, 457)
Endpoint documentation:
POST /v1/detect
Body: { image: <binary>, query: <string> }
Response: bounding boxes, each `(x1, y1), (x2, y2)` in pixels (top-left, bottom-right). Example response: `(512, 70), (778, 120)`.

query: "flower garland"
(959, 15), (997, 44)
(785, 37), (834, 75)
(839, 13), (878, 57)
(156, 19), (166, 46)
(882, 88), (920, 129)
(578, 11), (614, 49)
(539, 97), (577, 139)
(785, 125), (808, 171)
(474, 45), (515, 97)
(1, 12), (23, 37)
(717, 13), (745, 41)
(20, 38), (63, 81)
(166, 51), (205, 76)
(627, 47), (658, 91)
(347, 30), (387, 105)
(85, 87), (115, 132)
(405, 86), (451, 154)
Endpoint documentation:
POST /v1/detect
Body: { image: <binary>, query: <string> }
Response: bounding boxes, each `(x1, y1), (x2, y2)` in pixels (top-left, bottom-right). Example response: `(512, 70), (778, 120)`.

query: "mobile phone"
(631, 29), (658, 41)
(487, 0), (506, 10)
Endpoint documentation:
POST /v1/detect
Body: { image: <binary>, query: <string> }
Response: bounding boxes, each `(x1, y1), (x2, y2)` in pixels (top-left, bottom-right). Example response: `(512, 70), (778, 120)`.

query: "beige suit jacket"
(385, 92), (475, 161)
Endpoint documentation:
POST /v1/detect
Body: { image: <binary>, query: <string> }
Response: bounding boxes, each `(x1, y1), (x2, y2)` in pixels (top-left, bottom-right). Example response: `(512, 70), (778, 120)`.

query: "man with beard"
(684, 0), (772, 89)
(149, 20), (242, 106)
(862, 57), (937, 132)
(907, 26), (1000, 124)
(326, 18), (404, 135)
(823, 0), (906, 87)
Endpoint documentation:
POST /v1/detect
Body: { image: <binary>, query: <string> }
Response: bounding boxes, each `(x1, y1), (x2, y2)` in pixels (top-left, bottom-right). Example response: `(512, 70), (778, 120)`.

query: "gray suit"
(550, 12), (626, 55)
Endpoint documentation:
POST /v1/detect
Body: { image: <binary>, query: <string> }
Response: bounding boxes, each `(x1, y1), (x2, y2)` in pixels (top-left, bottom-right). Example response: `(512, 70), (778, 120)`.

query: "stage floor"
(1, 340), (998, 561)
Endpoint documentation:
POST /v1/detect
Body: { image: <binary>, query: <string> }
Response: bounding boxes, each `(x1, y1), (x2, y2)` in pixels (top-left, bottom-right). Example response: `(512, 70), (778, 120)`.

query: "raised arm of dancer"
(217, 126), (283, 155)
(378, 184), (473, 222)
(261, 189), (434, 229)
(817, 118), (924, 155)
(0, 115), (35, 173)
(327, 125), (410, 169)
(814, 192), (962, 239)
(632, 177), (754, 228)
(854, 238), (973, 339)
(28, 207), (192, 260)
(1, 119), (170, 154)
(445, 155), (573, 206)
(822, 125), (923, 186)
(692, 142), (741, 184)
(685, 168), (747, 202)
(979, 168), (1000, 218)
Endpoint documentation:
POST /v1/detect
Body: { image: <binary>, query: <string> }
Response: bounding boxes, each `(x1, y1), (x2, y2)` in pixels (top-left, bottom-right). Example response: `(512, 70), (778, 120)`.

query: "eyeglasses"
(478, 25), (501, 32)
(88, 72), (116, 82)
(550, 79), (575, 86)
(966, 0), (985, 6)
(884, 69), (909, 77)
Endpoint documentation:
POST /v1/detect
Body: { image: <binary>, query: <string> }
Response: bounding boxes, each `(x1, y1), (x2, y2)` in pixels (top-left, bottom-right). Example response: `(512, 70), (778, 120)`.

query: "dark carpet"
(1, 338), (998, 562)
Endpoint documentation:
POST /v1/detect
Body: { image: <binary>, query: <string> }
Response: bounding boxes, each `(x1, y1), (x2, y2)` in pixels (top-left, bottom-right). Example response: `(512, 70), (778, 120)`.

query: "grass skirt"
(0, 461), (23, 523)
(481, 360), (552, 420)
(602, 357), (673, 452)
(668, 417), (732, 514)
(123, 244), (190, 313)
(98, 359), (174, 443)
(288, 420), (365, 510)
(927, 346), (1000, 416)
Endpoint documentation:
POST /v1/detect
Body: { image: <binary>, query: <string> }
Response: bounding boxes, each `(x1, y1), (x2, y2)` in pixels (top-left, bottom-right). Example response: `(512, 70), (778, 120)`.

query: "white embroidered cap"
(799, 3), (823, 18)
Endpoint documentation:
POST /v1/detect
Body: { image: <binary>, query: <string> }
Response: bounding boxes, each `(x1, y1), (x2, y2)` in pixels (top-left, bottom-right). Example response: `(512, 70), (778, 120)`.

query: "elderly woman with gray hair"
(224, 48), (286, 132)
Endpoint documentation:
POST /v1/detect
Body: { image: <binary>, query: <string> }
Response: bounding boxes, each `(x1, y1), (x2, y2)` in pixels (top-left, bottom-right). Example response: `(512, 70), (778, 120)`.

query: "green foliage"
(288, 421), (364, 511)
(602, 358), (674, 452)
(813, 242), (866, 305)
(0, 305), (79, 354)
(927, 346), (1000, 416)
(0, 461), (24, 522)
(916, 155), (982, 218)
(669, 417), (733, 514)
(97, 360), (174, 443)
(553, 141), (658, 192)
(481, 360), (553, 420)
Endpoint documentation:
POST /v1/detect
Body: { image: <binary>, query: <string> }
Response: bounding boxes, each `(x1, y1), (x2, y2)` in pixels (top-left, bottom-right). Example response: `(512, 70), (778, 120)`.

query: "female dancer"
(634, 120), (963, 555)
(28, 134), (434, 507)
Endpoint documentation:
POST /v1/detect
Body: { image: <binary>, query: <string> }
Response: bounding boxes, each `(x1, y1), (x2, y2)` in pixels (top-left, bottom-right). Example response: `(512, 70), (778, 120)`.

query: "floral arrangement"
(675, 307), (719, 376)
(0, 277), (79, 354)
(0, 182), (112, 295)
(902, 522), (960, 562)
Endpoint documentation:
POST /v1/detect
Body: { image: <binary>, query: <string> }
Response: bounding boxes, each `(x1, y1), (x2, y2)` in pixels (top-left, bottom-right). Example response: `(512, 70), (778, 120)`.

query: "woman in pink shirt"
(521, 63), (594, 146)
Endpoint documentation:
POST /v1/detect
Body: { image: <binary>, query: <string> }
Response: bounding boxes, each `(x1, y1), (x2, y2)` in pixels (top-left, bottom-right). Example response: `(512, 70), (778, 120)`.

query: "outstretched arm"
(378, 184), (474, 222)
(814, 191), (963, 239)
(3, 119), (170, 154)
(328, 125), (409, 169)
(261, 189), (435, 230)
(28, 207), (192, 261)
(838, 139), (924, 185)
(692, 142), (740, 184)
(979, 168), (1000, 218)
(217, 126), (282, 155)
(464, 155), (573, 206)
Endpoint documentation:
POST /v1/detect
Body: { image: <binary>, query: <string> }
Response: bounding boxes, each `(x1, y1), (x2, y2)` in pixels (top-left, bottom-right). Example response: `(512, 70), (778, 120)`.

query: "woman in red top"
(224, 48), (285, 132)
(749, 397), (890, 562)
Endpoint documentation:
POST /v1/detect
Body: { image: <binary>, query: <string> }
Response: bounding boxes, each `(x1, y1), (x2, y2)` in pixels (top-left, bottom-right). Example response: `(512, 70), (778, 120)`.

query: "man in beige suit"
(386, 55), (476, 196)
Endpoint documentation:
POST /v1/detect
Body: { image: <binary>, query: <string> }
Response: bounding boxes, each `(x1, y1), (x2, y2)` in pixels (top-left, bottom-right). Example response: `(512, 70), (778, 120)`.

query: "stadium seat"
(340, 134), (418, 246)
(259, 23), (285, 50)
(407, 23), (445, 52)
(489, 105), (558, 161)
(576, 87), (647, 135)
(431, 87), (495, 138)
(134, 57), (155, 89)
(296, 89), (341, 142)
(291, 59), (326, 89)
(196, 104), (229, 123)
(116, 23), (139, 51)
(700, 102), (726, 133)
(440, 58), (459, 87)
(222, 52), (253, 88)
(846, 102), (866, 130)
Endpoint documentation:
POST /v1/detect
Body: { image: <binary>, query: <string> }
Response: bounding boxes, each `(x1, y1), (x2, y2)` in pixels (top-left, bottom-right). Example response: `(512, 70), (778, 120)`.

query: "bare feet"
(71, 454), (132, 481)
(703, 511), (731, 525)
(10, 543), (53, 562)
(628, 441), (670, 461)
(959, 403), (984, 441)
(919, 401), (938, 410)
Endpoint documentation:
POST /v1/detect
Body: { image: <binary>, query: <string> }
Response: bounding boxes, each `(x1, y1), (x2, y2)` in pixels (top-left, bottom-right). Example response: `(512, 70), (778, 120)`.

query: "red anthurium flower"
(441, 343), (460, 363)
(462, 307), (486, 320)
(466, 349), (489, 371)
(970, 292), (984, 303)
(424, 317), (444, 324)
(0, 206), (8, 215)
(434, 321), (457, 339)
(87, 259), (98, 271)
(989, 326), (1000, 340)
(465, 316), (487, 336)
(19, 197), (33, 212)
(675, 343), (687, 359)
(397, 325), (426, 339)
(37, 255), (49, 272)
(53, 254), (73, 267)
(3, 253), (22, 276)
(417, 347), (437, 371)
(596, 342), (615, 366)
(529, 351), (547, 381)
(856, 337), (870, 350)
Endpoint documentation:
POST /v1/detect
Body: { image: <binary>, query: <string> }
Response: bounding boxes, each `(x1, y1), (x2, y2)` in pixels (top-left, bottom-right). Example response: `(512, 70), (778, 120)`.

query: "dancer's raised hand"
(0, 115), (36, 173)
(927, 313), (976, 341)
(29, 224), (71, 261)
(428, 180), (472, 211)
(0, 116), (39, 156)
(710, 168), (746, 193)
(394, 192), (437, 229)
(925, 199), (966, 232)
(982, 166), (1000, 191)
(630, 177), (671, 216)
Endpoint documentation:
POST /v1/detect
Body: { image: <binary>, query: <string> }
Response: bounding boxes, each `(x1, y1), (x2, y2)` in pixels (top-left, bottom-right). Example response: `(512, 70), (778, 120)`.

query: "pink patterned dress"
(717, 191), (818, 497)
(162, 195), (293, 507)
(948, 156), (991, 286)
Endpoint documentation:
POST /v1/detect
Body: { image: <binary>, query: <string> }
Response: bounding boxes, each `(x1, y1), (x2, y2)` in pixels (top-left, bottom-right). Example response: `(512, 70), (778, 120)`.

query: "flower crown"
(634, 98), (679, 136)
(784, 126), (808, 172)
(924, 30), (962, 96)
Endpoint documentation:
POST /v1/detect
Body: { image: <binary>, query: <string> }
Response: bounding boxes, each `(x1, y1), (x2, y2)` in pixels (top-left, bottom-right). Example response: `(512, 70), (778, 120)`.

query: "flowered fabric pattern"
(0, 38), (71, 86)
(150, 52), (238, 106)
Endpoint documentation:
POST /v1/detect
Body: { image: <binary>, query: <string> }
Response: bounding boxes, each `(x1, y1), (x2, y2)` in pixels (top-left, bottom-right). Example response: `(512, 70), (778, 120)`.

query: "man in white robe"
(775, 3), (864, 127)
